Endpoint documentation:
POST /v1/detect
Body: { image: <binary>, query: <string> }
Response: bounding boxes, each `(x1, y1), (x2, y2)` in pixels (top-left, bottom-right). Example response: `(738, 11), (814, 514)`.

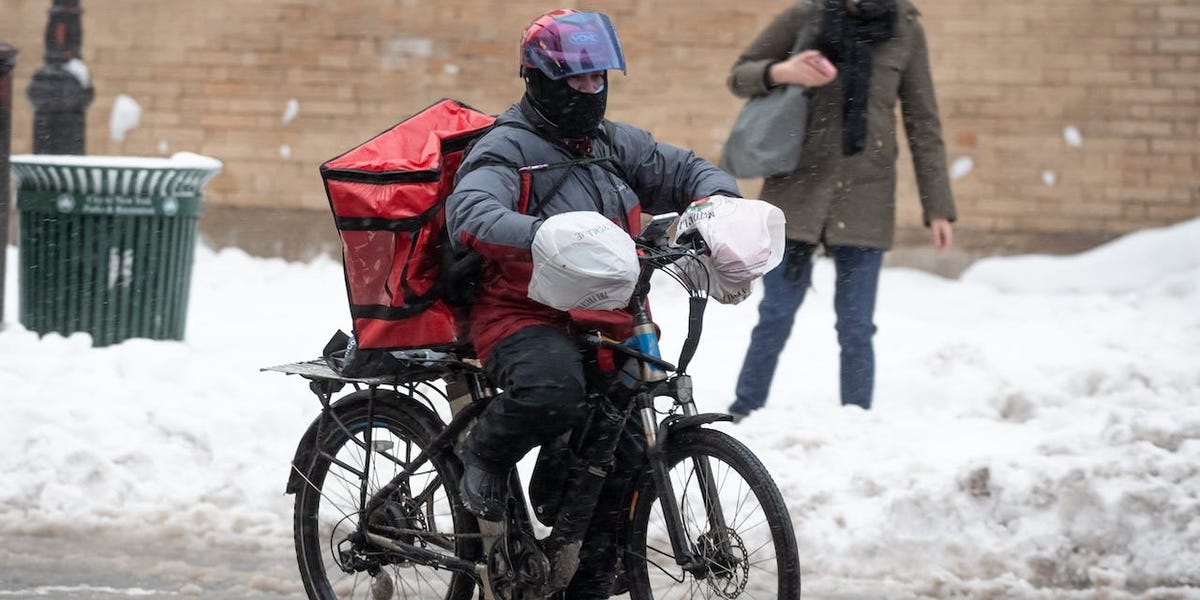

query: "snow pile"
(2, 217), (1198, 596)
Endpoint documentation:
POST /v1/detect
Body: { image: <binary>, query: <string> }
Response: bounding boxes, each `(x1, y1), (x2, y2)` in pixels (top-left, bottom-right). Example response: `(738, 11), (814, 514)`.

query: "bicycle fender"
(654, 412), (734, 449)
(285, 388), (442, 494)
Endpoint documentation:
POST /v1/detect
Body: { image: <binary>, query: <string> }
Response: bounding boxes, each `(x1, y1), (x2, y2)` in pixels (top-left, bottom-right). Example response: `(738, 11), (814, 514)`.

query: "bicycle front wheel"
(293, 394), (480, 600)
(625, 427), (800, 599)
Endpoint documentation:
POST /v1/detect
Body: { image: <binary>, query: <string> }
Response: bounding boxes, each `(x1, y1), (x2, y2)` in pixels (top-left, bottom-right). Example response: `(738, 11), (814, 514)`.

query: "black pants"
(467, 325), (590, 468)
(465, 325), (647, 599)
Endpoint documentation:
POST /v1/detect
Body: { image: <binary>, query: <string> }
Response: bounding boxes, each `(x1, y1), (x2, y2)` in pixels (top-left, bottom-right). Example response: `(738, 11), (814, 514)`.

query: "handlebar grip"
(672, 231), (703, 249)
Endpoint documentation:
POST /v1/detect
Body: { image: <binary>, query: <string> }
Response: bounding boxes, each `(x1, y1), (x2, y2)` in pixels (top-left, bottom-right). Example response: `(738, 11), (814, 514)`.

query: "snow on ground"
(2, 218), (1198, 598)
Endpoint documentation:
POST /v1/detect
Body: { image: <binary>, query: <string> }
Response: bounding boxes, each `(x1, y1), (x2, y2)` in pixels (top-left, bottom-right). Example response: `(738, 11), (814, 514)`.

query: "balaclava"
(522, 68), (608, 139)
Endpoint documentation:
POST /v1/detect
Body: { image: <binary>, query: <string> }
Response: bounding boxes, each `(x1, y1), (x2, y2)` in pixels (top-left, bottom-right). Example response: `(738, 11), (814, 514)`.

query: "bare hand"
(769, 50), (838, 88)
(930, 218), (953, 251)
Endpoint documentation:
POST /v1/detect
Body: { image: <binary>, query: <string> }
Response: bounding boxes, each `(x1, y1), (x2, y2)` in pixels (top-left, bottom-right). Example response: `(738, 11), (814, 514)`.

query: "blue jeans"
(731, 242), (883, 412)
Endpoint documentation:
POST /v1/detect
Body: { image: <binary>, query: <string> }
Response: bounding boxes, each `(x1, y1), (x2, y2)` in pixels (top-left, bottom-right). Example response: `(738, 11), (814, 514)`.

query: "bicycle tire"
(293, 392), (480, 600)
(624, 427), (801, 599)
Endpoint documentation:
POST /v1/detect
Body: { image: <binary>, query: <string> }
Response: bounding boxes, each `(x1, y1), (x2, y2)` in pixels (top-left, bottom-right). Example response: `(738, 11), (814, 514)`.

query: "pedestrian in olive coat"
(726, 0), (957, 415)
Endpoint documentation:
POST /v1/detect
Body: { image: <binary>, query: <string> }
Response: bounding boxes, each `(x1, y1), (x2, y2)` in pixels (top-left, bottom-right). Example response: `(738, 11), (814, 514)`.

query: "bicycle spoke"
(294, 399), (479, 600)
(292, 464), (359, 529)
(626, 429), (799, 599)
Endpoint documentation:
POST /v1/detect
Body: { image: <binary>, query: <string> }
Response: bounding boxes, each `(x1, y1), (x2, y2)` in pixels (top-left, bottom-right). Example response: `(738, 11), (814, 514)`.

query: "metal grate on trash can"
(10, 152), (222, 346)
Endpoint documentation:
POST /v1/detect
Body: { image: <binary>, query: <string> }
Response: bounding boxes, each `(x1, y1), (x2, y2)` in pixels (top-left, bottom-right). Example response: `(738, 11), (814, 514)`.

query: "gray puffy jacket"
(446, 101), (738, 361)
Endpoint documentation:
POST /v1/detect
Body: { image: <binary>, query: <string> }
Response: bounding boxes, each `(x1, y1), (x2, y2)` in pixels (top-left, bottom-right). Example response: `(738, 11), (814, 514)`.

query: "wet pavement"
(0, 532), (302, 599)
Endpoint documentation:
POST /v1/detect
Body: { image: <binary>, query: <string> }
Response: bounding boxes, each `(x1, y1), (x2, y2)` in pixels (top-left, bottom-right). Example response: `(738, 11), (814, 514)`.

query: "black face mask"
(522, 69), (608, 138)
(854, 0), (896, 19)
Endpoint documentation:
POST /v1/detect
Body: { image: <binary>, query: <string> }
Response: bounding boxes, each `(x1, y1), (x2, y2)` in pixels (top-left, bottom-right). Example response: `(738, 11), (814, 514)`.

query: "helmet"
(520, 10), (627, 80)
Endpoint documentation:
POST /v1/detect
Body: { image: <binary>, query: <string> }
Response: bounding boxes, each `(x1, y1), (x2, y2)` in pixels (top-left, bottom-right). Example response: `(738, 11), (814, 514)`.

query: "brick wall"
(914, 0), (1200, 252)
(3, 0), (1197, 256)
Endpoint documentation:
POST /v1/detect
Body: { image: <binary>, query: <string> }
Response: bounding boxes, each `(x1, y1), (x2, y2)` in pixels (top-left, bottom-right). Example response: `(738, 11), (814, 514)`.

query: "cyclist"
(445, 8), (740, 598)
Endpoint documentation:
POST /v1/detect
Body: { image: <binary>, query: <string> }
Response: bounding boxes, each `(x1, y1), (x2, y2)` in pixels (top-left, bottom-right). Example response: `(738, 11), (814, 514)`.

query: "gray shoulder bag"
(719, 8), (818, 179)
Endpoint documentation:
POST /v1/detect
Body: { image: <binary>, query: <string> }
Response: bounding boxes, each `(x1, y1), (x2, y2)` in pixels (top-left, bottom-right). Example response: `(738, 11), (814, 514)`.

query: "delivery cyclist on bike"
(445, 8), (740, 597)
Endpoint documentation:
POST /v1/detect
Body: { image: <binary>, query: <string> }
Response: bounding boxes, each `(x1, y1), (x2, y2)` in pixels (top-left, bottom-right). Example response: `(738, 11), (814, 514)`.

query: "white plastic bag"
(671, 196), (785, 304)
(528, 211), (639, 311)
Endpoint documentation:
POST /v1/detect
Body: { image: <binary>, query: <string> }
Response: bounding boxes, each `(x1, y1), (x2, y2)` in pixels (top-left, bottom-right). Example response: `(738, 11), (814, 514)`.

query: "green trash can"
(9, 152), (222, 346)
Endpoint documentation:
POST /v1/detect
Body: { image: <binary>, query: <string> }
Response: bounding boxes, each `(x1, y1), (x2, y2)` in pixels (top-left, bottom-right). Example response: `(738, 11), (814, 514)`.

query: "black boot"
(456, 445), (507, 521)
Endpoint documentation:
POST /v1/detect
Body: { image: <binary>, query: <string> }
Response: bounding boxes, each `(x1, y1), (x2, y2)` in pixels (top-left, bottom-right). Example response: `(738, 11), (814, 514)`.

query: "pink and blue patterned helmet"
(520, 9), (627, 80)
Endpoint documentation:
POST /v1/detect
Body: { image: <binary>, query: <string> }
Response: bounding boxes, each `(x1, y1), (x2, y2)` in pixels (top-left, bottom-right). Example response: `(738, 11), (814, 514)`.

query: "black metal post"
(27, 0), (92, 155)
(1, 43), (18, 329)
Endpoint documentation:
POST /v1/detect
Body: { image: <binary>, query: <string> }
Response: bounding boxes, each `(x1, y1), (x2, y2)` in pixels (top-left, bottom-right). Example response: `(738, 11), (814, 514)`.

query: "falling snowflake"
(950, 156), (974, 180)
(109, 94), (142, 142)
(1063, 126), (1082, 148)
(282, 99), (299, 125)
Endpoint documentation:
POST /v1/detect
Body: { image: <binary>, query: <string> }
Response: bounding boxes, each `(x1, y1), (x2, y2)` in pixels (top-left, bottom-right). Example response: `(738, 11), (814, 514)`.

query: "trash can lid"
(9, 152), (223, 172)
(10, 152), (223, 216)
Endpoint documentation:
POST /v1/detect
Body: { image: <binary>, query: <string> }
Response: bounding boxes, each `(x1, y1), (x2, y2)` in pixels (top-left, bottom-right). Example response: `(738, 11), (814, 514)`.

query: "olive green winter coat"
(727, 0), (956, 249)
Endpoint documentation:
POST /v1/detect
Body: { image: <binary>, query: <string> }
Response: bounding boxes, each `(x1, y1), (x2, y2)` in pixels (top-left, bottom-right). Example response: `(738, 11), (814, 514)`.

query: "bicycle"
(265, 213), (801, 599)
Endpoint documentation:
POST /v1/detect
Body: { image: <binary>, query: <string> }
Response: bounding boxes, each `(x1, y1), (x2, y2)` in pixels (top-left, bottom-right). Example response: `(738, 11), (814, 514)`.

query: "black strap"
(676, 296), (707, 373)
(492, 119), (633, 214)
(533, 167), (576, 218)
(521, 154), (622, 217)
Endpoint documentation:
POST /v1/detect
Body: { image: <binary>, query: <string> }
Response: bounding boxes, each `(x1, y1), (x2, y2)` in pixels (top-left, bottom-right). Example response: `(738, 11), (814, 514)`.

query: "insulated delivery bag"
(320, 99), (495, 358)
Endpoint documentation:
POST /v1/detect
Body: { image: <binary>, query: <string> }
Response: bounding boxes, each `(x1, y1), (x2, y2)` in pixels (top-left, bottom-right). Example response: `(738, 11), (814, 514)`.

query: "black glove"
(782, 240), (817, 281)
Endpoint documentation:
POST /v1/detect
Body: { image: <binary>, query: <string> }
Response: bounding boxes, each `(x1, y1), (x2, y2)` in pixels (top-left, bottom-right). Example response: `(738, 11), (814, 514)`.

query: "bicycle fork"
(641, 374), (734, 578)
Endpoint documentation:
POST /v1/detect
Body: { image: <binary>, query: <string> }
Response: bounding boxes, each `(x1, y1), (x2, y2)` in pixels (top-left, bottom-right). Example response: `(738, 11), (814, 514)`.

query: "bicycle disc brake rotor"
(333, 493), (428, 575)
(368, 495), (429, 548)
(696, 527), (750, 598)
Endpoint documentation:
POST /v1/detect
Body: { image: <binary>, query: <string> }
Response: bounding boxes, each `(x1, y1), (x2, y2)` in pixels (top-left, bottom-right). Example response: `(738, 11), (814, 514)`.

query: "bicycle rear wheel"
(624, 427), (800, 599)
(293, 393), (480, 599)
